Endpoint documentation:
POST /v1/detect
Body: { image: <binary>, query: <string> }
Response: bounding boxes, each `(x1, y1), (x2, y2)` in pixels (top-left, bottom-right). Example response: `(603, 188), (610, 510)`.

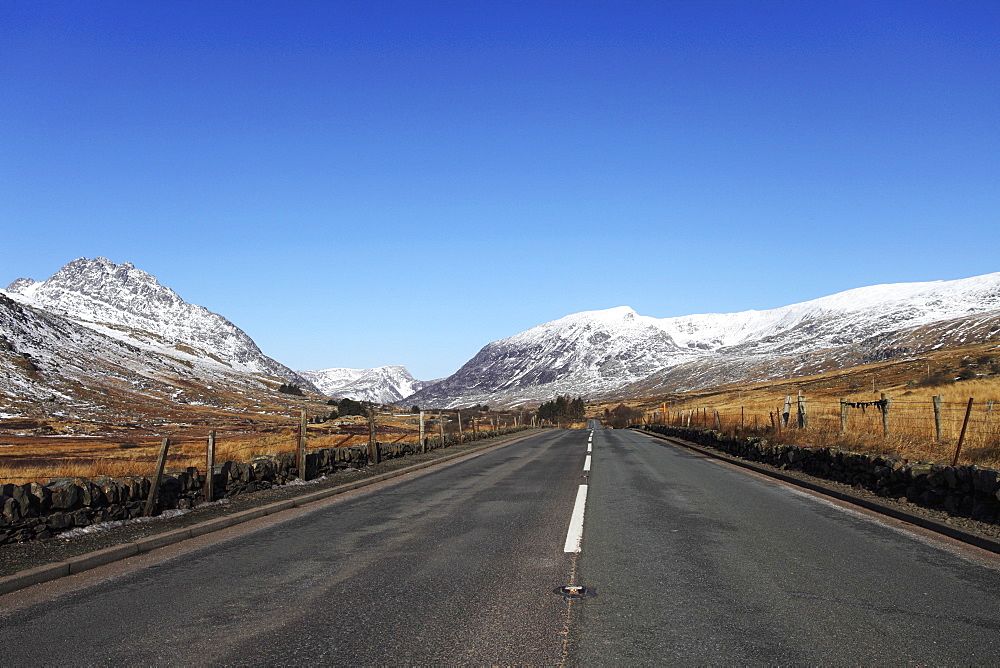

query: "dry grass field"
(0, 404), (523, 486)
(596, 342), (1000, 468)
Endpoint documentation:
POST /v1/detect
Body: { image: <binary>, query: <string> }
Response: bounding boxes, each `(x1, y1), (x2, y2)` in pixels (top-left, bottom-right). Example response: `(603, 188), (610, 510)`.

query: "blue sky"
(3, 1), (998, 380)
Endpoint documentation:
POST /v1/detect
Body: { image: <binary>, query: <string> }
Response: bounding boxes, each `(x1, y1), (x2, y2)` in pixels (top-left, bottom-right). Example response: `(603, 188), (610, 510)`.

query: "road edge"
(637, 428), (1000, 556)
(0, 430), (540, 596)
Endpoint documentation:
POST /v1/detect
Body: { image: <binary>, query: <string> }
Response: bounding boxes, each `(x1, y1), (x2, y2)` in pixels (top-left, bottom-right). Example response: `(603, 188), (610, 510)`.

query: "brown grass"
(595, 342), (1000, 468)
(0, 409), (525, 485)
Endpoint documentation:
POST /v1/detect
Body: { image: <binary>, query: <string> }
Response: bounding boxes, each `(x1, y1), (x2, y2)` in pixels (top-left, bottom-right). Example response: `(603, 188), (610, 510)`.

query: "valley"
(2, 257), (1000, 483)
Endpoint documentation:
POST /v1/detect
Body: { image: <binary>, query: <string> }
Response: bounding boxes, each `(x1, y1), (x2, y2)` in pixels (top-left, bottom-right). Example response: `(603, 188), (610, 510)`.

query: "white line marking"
(564, 484), (589, 553)
(583, 455), (591, 471)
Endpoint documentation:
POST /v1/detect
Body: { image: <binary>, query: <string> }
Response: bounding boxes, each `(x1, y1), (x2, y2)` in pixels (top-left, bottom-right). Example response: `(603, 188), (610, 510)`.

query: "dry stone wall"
(0, 427), (524, 545)
(641, 425), (1000, 524)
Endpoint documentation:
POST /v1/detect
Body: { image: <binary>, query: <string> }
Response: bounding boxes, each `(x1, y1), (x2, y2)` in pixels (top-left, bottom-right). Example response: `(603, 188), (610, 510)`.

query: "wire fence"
(647, 395), (1000, 468)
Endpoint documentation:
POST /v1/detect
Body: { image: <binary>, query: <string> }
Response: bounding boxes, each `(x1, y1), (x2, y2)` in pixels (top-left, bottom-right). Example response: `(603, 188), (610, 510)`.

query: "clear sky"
(3, 1), (998, 380)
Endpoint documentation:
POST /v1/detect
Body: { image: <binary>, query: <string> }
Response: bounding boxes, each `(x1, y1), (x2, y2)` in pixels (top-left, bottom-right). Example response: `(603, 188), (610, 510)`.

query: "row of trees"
(603, 404), (644, 429)
(537, 395), (586, 425)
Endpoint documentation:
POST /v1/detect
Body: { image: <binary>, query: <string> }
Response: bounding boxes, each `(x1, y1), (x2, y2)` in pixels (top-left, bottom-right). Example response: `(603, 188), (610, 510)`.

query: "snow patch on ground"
(273, 475), (330, 489)
(58, 506), (194, 539)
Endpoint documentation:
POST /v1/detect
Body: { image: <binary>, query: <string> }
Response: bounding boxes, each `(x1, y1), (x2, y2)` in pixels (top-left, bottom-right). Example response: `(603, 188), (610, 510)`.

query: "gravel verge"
(641, 429), (1000, 553)
(0, 430), (541, 582)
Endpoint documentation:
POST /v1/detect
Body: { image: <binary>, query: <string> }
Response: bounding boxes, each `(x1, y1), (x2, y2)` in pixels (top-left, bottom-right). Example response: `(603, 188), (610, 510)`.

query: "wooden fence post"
(368, 406), (379, 465)
(205, 430), (216, 503)
(420, 411), (427, 452)
(144, 437), (171, 517)
(439, 411), (445, 447)
(952, 398), (975, 466)
(299, 409), (309, 480)
(713, 410), (722, 431)
(840, 399), (849, 433)
(457, 410), (463, 444)
(782, 396), (792, 428)
(740, 406), (745, 435)
(797, 391), (808, 429)
(880, 393), (891, 437)
(419, 411), (426, 453)
(933, 395), (943, 442)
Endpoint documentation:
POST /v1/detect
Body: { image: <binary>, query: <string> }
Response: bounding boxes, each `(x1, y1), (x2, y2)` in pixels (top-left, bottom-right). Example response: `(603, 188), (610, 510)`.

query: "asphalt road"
(1, 428), (999, 665)
(574, 428), (1000, 665)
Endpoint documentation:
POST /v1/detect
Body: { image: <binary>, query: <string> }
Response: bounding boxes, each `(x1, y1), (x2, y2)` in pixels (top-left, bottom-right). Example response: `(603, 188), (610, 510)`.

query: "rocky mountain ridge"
(298, 365), (433, 404)
(0, 258), (317, 423)
(5, 257), (312, 387)
(405, 272), (1000, 407)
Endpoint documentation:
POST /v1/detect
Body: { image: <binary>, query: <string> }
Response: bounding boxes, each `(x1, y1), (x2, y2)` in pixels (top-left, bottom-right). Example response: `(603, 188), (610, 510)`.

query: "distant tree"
(337, 397), (366, 416)
(278, 383), (304, 396)
(411, 405), (421, 413)
(607, 403), (643, 429)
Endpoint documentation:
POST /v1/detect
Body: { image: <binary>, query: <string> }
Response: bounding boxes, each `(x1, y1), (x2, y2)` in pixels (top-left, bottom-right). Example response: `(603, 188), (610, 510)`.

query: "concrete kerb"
(637, 428), (1000, 556)
(0, 430), (540, 597)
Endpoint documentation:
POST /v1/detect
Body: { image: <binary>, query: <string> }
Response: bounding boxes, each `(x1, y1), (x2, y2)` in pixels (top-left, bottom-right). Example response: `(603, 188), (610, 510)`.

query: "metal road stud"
(554, 584), (597, 599)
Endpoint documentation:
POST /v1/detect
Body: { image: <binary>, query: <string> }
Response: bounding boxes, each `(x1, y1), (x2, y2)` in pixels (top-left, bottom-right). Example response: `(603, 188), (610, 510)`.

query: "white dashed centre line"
(563, 484), (588, 553)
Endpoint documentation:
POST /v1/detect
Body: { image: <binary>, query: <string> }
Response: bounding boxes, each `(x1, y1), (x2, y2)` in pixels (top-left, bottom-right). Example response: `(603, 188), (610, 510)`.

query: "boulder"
(46, 479), (83, 510)
(25, 482), (50, 511)
(1, 495), (22, 523)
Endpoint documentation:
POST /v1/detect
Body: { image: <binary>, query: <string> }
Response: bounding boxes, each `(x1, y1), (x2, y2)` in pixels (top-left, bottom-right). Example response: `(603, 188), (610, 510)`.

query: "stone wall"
(641, 425), (1000, 524)
(0, 427), (526, 545)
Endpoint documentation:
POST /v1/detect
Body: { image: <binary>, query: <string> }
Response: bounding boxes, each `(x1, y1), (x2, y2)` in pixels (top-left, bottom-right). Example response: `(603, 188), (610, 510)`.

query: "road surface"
(1, 428), (998, 665)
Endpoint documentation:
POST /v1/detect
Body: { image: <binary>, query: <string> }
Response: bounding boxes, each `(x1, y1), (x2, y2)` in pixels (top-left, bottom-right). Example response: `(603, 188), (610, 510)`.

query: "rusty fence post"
(952, 398), (974, 466)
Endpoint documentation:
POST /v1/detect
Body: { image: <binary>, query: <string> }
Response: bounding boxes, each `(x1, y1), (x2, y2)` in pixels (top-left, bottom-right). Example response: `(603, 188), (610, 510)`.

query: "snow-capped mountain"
(298, 365), (430, 404)
(406, 272), (1000, 407)
(5, 257), (313, 389)
(0, 289), (290, 423)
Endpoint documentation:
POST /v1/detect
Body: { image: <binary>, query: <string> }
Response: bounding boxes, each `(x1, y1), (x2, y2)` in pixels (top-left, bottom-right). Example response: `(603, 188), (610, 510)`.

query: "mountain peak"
(407, 271), (1000, 407)
(6, 257), (314, 388)
(5, 277), (39, 294)
(298, 365), (427, 404)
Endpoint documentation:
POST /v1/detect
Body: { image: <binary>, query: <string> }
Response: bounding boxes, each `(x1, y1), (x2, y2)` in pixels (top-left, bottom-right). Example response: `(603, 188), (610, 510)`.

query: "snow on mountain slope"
(407, 272), (1000, 407)
(298, 365), (428, 404)
(5, 257), (313, 389)
(407, 306), (704, 408)
(0, 290), (296, 422)
(655, 272), (1000, 352)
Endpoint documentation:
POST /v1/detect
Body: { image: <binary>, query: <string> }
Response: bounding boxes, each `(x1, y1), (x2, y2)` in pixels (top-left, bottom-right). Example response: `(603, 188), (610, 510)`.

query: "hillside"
(405, 272), (1000, 407)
